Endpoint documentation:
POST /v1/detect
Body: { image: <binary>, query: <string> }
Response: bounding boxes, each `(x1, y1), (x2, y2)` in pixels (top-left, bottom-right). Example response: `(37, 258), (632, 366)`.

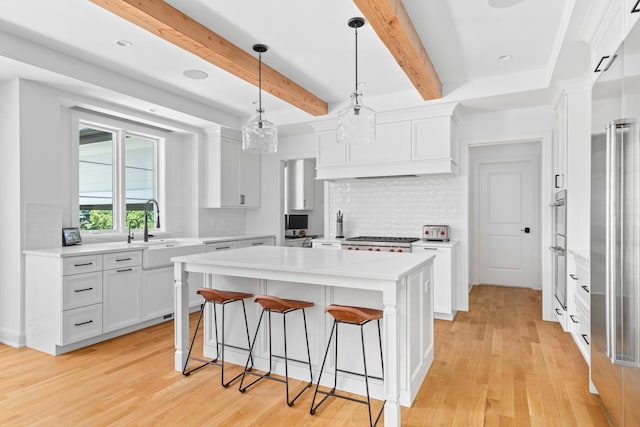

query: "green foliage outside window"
(79, 209), (152, 230)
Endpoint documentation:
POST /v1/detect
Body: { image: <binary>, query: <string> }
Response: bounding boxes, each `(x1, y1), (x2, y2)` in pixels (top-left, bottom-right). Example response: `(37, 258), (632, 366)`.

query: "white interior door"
(477, 156), (539, 288)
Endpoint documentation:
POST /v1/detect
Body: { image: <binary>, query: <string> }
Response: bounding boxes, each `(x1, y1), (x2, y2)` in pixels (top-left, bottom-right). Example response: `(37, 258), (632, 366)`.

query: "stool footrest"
(336, 368), (383, 382)
(271, 353), (312, 366)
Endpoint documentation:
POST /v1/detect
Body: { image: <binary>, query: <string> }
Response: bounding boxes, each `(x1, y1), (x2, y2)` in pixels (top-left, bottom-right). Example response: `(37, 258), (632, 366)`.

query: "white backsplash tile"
(199, 208), (247, 236)
(329, 176), (461, 239)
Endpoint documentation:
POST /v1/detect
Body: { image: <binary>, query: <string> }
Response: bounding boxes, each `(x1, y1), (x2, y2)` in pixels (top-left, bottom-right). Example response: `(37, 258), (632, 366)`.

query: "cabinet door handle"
(74, 287), (94, 293)
(422, 248), (438, 251)
(74, 320), (94, 327)
(116, 258), (132, 262)
(594, 55), (610, 72)
(570, 314), (579, 324)
(252, 242), (264, 246)
(215, 246), (231, 250)
(240, 194), (245, 205)
(117, 268), (133, 273)
(581, 285), (590, 293)
(569, 274), (578, 280)
(633, 0), (640, 13)
(603, 54), (618, 72)
(555, 308), (563, 315)
(554, 174), (560, 188)
(320, 243), (334, 246)
(74, 262), (93, 267)
(582, 334), (590, 345)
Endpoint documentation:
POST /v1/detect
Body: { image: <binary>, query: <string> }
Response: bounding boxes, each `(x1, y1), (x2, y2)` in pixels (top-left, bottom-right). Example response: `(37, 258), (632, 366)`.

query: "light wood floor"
(0, 285), (610, 426)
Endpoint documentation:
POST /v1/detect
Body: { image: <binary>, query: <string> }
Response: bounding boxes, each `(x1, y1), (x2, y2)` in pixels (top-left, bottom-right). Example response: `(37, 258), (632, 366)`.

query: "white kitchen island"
(172, 246), (434, 426)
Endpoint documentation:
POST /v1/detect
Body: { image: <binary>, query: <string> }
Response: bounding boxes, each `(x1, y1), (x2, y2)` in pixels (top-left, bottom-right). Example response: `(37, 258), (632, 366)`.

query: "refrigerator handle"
(604, 120), (640, 367)
(605, 120), (617, 363)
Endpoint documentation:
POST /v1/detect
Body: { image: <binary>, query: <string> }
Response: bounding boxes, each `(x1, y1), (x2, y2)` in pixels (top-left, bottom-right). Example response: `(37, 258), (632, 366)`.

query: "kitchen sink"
(139, 241), (205, 269)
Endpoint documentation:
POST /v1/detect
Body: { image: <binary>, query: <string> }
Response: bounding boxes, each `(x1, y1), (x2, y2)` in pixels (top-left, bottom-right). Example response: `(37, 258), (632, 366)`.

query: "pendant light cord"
(354, 25), (359, 95)
(258, 51), (263, 120)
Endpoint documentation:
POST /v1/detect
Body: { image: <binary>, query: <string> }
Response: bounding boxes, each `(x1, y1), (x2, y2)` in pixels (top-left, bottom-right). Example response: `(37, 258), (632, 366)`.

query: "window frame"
(73, 110), (165, 235)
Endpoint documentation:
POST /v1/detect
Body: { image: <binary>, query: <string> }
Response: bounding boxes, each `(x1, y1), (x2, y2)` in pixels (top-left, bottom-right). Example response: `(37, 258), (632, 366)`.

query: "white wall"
(458, 105), (554, 320)
(327, 176), (460, 239)
(0, 79), (22, 346)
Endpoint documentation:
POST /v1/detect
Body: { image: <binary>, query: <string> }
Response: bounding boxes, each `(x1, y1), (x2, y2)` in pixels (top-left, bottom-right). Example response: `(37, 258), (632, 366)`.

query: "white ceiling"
(0, 0), (600, 132)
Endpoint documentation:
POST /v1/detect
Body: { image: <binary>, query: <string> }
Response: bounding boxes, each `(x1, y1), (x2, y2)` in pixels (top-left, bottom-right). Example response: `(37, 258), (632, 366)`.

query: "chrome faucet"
(143, 199), (160, 242)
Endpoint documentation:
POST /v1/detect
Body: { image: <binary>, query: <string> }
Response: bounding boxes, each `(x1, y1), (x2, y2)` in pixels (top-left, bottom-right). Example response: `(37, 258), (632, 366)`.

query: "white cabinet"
(25, 249), (145, 355)
(102, 252), (142, 333)
(236, 236), (275, 248)
(288, 159), (315, 210)
(552, 94), (567, 189)
(206, 241), (238, 252)
(591, 1), (624, 83)
(568, 252), (590, 364)
(142, 267), (174, 321)
(202, 129), (261, 208)
(411, 241), (458, 320)
(311, 240), (342, 249)
(315, 105), (459, 180)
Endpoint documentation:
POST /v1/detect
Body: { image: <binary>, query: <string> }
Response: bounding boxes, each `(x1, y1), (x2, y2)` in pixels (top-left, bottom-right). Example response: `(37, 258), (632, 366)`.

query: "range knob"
(389, 249), (395, 252)
(398, 249), (403, 253)
(367, 248), (373, 251)
(355, 247), (360, 250)
(375, 248), (381, 251)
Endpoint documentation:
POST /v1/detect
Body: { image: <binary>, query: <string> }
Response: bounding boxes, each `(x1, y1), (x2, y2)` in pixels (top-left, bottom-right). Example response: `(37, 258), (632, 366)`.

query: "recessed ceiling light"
(116, 40), (132, 47)
(498, 54), (512, 61)
(488, 0), (524, 8)
(183, 69), (209, 80)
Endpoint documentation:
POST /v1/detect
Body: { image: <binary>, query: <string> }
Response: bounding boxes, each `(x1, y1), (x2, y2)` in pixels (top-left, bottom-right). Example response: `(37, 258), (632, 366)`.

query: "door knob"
(521, 227), (530, 233)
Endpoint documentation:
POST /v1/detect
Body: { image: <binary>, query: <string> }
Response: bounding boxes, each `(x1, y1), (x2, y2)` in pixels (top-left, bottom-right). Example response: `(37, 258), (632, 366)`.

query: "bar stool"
(239, 295), (314, 407)
(310, 304), (385, 427)
(182, 288), (254, 388)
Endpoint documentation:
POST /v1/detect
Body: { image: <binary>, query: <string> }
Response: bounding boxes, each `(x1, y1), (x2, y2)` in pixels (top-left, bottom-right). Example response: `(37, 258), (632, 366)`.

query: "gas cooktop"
(344, 236), (420, 243)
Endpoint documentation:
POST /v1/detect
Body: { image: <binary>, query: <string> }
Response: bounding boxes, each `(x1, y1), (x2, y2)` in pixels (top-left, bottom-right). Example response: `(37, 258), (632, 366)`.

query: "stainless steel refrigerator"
(591, 118), (640, 426)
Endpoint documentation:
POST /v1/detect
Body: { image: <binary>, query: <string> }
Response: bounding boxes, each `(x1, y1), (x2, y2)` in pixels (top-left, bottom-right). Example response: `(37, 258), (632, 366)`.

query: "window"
(78, 120), (160, 233)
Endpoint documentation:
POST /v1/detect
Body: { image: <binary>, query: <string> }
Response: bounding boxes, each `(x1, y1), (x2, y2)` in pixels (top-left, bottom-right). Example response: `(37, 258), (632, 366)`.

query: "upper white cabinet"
(288, 159), (315, 211)
(202, 128), (260, 208)
(315, 104), (459, 180)
(552, 94), (568, 189)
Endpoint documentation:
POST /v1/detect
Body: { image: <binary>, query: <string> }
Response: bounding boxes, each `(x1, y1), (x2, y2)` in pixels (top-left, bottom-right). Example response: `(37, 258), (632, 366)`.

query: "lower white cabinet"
(311, 239), (342, 249)
(103, 265), (143, 333)
(412, 241), (459, 320)
(142, 267), (174, 321)
(62, 304), (103, 345)
(567, 250), (590, 364)
(236, 236), (275, 248)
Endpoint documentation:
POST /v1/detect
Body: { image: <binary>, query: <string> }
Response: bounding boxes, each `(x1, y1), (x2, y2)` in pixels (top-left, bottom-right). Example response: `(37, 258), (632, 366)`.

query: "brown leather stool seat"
(198, 288), (253, 304)
(239, 294), (314, 407)
(182, 288), (254, 388)
(325, 304), (383, 324)
(310, 304), (385, 426)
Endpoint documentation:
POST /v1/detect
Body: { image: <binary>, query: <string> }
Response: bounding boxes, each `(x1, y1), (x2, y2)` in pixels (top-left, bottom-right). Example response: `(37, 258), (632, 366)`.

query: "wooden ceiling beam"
(353, 0), (442, 100)
(90, 0), (328, 116)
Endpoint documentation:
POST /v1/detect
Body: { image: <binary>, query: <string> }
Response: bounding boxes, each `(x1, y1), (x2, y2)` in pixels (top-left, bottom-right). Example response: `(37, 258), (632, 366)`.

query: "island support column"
(174, 263), (189, 371)
(383, 281), (401, 427)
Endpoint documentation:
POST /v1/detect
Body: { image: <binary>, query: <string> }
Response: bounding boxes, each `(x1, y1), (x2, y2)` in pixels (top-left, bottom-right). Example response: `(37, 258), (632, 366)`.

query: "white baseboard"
(0, 326), (25, 348)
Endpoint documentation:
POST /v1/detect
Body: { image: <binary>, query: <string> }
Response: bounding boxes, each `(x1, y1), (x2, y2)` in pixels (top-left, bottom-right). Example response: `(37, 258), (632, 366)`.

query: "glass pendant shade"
(336, 92), (375, 144)
(242, 44), (277, 154)
(337, 17), (375, 145)
(242, 112), (278, 154)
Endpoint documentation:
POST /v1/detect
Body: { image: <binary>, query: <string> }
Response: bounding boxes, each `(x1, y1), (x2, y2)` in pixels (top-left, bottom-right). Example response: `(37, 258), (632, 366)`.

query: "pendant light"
(336, 17), (375, 145)
(242, 44), (278, 154)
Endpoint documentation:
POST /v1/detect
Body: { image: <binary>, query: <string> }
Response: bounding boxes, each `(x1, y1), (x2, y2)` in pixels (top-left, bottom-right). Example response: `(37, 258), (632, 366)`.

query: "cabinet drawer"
(103, 251), (142, 270)
(237, 237), (275, 248)
(206, 241), (238, 252)
(62, 272), (102, 310)
(62, 304), (103, 345)
(63, 255), (103, 276)
(576, 299), (590, 347)
(312, 241), (341, 249)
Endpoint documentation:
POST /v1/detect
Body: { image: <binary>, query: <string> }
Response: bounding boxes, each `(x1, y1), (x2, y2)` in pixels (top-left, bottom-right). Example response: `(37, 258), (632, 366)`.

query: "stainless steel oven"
(550, 190), (567, 308)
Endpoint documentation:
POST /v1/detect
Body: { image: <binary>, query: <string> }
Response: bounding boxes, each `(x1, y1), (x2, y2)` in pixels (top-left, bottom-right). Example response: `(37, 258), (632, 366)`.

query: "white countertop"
(23, 234), (275, 258)
(172, 245), (434, 281)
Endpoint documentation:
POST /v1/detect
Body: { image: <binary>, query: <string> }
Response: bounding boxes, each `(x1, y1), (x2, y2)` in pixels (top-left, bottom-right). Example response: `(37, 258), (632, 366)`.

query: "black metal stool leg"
(283, 309), (313, 407)
(212, 301), (220, 361)
(239, 309), (266, 392)
(361, 324), (373, 426)
(310, 320), (337, 415)
(241, 300), (254, 369)
(182, 303), (207, 376)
